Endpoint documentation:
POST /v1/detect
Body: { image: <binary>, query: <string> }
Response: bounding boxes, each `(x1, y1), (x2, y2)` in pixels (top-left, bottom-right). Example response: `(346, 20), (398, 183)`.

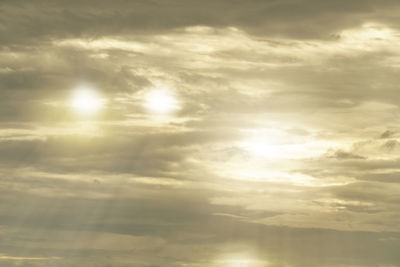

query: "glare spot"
(215, 253), (266, 267)
(239, 128), (333, 159)
(70, 87), (105, 116)
(143, 88), (180, 114)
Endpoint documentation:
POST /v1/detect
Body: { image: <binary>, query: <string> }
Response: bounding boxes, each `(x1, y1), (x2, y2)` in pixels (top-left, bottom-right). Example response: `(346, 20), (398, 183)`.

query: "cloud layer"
(1, 1), (400, 266)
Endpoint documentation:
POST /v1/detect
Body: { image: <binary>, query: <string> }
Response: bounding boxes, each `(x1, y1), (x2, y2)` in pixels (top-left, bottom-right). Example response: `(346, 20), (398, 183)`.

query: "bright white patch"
(70, 88), (104, 115)
(239, 128), (332, 159)
(143, 88), (180, 114)
(214, 253), (266, 267)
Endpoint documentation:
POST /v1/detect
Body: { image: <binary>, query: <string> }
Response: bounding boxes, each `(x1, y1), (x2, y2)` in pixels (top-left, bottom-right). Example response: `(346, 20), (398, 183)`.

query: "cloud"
(2, 0), (400, 266)
(2, 0), (400, 47)
(327, 149), (366, 160)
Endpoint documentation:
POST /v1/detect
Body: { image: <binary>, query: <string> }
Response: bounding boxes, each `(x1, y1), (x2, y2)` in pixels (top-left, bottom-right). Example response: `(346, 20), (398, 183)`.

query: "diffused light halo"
(143, 88), (180, 114)
(70, 87), (105, 115)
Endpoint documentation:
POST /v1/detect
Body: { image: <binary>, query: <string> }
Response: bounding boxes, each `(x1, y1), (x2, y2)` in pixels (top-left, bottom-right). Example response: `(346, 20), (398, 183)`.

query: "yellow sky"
(1, 1), (400, 266)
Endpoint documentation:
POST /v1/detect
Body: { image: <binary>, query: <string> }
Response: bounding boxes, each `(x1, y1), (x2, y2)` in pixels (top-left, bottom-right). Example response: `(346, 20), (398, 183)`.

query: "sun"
(143, 88), (180, 114)
(70, 88), (105, 115)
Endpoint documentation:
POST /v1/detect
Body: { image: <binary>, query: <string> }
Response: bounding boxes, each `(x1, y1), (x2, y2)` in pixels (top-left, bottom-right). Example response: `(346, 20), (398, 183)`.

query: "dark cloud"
(327, 149), (366, 160)
(380, 130), (396, 139)
(0, 128), (243, 177)
(1, 0), (400, 46)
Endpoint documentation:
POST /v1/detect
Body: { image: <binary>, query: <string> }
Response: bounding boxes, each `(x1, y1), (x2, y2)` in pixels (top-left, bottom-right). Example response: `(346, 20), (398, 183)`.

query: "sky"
(1, 0), (400, 266)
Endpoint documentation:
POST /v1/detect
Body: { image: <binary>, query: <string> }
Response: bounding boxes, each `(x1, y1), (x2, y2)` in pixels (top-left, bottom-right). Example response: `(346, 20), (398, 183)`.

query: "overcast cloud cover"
(1, 0), (400, 266)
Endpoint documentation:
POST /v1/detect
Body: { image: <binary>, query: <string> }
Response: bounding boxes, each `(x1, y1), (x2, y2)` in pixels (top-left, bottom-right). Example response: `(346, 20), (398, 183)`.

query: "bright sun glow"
(143, 88), (180, 114)
(70, 88), (104, 115)
(215, 253), (266, 267)
(239, 128), (334, 160)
